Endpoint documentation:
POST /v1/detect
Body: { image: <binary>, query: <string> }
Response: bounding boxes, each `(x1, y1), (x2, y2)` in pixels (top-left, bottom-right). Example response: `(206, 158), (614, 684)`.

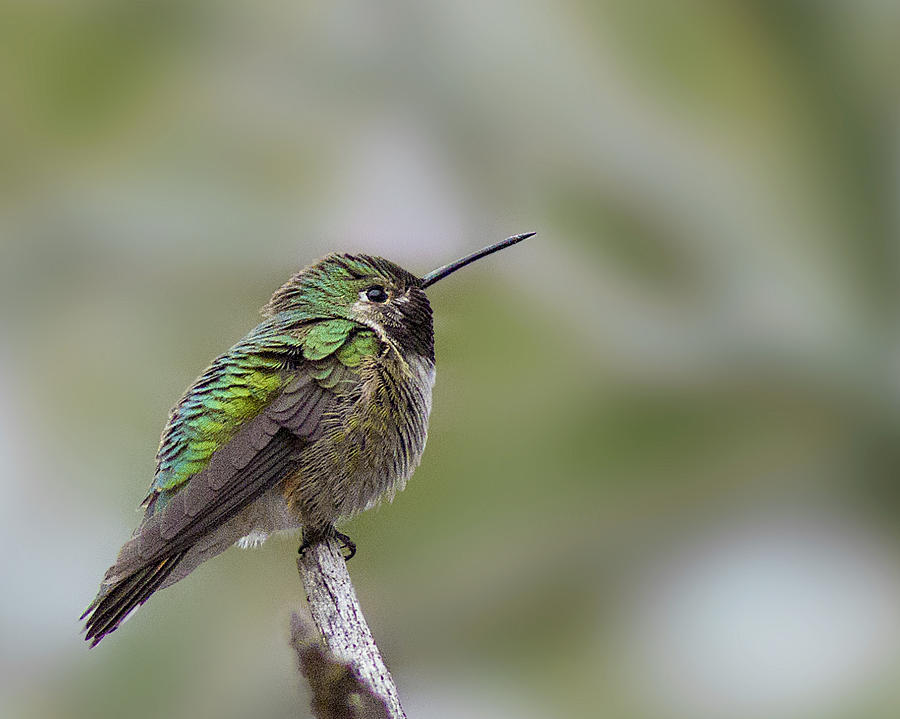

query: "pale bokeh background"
(2, 2), (900, 718)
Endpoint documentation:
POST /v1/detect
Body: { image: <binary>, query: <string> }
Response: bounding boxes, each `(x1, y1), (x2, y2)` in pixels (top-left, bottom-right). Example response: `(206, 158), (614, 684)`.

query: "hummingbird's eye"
(363, 286), (389, 303)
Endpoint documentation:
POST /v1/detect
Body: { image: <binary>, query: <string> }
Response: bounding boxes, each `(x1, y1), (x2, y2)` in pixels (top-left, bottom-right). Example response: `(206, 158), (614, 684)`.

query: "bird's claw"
(298, 528), (356, 562)
(333, 530), (357, 561)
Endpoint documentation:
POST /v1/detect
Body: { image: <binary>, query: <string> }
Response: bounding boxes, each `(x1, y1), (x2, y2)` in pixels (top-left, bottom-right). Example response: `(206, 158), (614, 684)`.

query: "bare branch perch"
(296, 537), (406, 719)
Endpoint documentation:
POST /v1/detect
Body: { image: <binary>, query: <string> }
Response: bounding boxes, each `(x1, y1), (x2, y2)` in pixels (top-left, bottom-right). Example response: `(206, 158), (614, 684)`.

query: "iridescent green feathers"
(148, 318), (377, 508)
(151, 324), (294, 497)
(144, 253), (432, 514)
(145, 252), (415, 507)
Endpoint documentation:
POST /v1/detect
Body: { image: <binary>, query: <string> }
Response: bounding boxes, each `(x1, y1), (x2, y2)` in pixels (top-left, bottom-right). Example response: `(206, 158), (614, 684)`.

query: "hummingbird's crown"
(262, 253), (421, 319)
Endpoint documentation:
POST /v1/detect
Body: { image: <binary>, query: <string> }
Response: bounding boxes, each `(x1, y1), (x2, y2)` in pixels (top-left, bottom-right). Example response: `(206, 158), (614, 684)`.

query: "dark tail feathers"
(81, 551), (187, 647)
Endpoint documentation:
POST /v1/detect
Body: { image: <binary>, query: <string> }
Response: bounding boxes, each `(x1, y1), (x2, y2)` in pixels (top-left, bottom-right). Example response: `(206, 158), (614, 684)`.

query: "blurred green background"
(2, 1), (900, 718)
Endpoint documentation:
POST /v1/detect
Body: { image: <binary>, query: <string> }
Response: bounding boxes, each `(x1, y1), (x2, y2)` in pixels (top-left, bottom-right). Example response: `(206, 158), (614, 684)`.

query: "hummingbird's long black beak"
(420, 232), (536, 289)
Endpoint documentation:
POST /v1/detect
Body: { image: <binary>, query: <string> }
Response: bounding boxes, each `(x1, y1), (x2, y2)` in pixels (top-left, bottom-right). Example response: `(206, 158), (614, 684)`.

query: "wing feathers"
(267, 381), (329, 438)
(83, 414), (305, 645)
(139, 425), (301, 560)
(296, 390), (329, 437)
(83, 345), (365, 646)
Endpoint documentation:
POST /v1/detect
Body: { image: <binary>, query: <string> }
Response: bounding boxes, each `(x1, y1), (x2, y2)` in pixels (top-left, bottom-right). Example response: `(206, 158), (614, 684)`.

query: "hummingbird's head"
(263, 233), (535, 362)
(264, 253), (435, 361)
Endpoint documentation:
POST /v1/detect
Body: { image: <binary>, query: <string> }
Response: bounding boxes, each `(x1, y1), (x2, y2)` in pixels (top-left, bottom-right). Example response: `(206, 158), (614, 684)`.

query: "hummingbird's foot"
(298, 527), (356, 561)
(332, 530), (357, 561)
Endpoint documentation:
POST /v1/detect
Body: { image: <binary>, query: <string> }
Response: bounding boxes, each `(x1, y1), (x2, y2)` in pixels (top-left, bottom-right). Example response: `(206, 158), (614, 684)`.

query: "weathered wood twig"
(295, 538), (406, 719)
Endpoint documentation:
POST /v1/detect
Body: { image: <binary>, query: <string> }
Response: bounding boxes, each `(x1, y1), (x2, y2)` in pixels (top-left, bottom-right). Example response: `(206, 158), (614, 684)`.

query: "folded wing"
(82, 372), (331, 645)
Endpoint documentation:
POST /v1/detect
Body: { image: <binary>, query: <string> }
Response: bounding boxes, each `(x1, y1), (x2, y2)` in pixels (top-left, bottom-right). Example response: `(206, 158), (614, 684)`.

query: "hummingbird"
(81, 232), (534, 646)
